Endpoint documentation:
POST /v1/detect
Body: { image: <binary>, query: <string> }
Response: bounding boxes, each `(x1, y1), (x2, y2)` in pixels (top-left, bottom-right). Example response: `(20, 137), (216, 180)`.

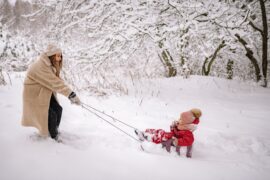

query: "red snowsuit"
(145, 118), (199, 146)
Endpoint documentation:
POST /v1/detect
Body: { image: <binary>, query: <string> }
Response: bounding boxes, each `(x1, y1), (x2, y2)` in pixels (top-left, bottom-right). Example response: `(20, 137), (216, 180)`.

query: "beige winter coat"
(21, 53), (72, 136)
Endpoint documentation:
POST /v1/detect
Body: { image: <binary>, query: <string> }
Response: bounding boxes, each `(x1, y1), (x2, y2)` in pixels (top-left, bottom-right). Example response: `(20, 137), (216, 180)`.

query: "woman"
(22, 44), (81, 140)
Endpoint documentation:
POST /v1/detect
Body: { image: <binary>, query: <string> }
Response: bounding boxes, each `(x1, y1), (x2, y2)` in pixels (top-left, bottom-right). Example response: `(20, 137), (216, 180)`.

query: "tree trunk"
(235, 34), (261, 82)
(227, 59), (234, 80)
(0, 67), (7, 85)
(202, 40), (226, 76)
(158, 41), (177, 77)
(259, 0), (268, 87)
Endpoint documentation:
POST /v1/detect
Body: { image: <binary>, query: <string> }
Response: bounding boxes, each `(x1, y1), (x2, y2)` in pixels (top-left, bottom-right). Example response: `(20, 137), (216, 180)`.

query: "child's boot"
(186, 145), (192, 158)
(134, 129), (146, 141)
(176, 146), (181, 156)
(161, 139), (173, 153)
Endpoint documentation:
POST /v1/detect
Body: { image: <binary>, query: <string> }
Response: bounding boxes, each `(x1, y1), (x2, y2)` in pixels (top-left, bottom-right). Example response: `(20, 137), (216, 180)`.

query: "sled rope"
(81, 102), (137, 129)
(81, 103), (141, 143)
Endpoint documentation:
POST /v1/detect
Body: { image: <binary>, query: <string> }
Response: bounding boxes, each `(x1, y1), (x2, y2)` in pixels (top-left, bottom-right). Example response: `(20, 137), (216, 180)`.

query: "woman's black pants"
(48, 94), (63, 139)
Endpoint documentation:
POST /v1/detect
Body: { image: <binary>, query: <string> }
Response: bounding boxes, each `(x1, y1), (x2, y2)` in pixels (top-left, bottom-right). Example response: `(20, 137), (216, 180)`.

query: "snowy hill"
(0, 72), (270, 180)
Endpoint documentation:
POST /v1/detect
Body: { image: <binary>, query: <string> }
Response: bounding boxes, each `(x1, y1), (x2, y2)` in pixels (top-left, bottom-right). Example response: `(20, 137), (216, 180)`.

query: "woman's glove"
(68, 92), (81, 105)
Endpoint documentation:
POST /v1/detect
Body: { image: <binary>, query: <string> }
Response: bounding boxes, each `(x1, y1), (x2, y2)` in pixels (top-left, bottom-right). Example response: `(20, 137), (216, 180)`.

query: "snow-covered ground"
(1, 72), (270, 180)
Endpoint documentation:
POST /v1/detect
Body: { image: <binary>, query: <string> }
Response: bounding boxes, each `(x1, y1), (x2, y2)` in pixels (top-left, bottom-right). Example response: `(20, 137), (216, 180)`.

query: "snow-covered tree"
(0, 0), (269, 91)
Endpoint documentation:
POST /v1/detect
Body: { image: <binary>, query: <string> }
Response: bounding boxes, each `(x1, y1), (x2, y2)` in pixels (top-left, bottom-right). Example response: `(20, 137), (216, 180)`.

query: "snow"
(1, 72), (270, 180)
(7, 0), (16, 6)
(7, 0), (32, 6)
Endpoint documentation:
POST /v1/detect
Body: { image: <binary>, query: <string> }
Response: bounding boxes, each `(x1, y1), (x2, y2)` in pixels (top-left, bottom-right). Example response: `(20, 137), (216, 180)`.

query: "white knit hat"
(45, 44), (62, 57)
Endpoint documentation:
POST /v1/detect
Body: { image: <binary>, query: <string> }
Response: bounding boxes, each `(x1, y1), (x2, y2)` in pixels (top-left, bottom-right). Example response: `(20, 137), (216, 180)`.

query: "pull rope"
(81, 102), (137, 129)
(81, 104), (141, 143)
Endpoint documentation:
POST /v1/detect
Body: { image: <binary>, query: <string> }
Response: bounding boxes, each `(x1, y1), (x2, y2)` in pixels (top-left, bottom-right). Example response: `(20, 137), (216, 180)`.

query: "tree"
(234, 0), (269, 86)
(258, 0), (268, 87)
(202, 40), (226, 76)
(158, 40), (177, 77)
(235, 33), (261, 82)
(1, 0), (269, 92)
(227, 59), (234, 80)
(0, 0), (13, 25)
(0, 22), (7, 85)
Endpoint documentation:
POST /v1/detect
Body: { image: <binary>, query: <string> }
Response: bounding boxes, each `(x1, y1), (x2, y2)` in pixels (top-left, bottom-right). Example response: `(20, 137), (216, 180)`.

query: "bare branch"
(160, 7), (170, 14)
(167, 0), (183, 18)
(239, 9), (250, 26)
(125, 22), (156, 41)
(21, 8), (46, 18)
(212, 20), (242, 30)
(193, 12), (208, 20)
(249, 20), (264, 35)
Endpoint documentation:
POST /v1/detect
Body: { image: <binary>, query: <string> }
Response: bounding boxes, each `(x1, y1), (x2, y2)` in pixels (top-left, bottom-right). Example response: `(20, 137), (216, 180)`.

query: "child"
(135, 108), (202, 158)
